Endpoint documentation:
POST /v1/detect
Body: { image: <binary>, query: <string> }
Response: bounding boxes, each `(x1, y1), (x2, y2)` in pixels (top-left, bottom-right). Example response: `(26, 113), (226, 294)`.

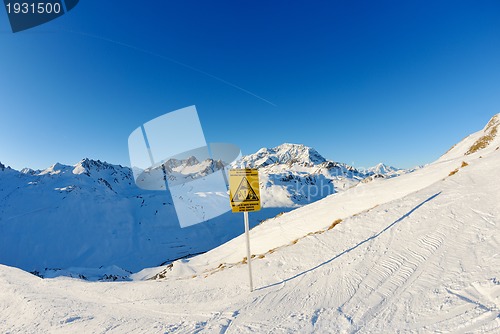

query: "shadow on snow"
(257, 192), (442, 291)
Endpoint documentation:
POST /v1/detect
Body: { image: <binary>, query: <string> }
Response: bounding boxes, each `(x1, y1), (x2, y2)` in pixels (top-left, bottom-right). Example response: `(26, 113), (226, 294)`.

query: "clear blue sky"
(1, 1), (499, 170)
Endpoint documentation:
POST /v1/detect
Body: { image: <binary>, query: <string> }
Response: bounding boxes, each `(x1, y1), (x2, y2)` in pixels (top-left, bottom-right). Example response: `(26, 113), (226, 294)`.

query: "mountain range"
(0, 143), (407, 276)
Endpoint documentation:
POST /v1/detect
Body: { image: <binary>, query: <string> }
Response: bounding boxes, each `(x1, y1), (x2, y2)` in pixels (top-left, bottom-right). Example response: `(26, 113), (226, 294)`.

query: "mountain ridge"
(0, 141), (414, 276)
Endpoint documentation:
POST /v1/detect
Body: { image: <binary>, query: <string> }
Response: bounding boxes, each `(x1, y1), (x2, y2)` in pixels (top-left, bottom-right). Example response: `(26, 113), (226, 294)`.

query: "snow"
(0, 115), (499, 332)
(437, 113), (499, 162)
(237, 143), (370, 208)
(0, 143), (378, 275)
(239, 143), (327, 167)
(365, 162), (405, 178)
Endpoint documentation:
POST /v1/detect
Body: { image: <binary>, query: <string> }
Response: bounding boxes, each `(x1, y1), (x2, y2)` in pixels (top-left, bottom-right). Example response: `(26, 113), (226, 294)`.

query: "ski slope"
(0, 115), (499, 333)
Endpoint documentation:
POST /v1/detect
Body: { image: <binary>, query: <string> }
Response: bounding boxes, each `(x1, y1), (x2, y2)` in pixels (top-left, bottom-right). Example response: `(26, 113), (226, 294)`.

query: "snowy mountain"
(138, 155), (226, 189)
(0, 144), (376, 276)
(366, 162), (401, 176)
(0, 157), (239, 274)
(1, 114), (498, 333)
(235, 143), (366, 207)
(237, 143), (327, 167)
(361, 162), (418, 183)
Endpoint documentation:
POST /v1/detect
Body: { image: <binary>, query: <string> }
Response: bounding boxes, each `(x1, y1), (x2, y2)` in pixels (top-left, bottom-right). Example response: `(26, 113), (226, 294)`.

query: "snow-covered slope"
(439, 113), (500, 161)
(0, 115), (499, 333)
(145, 114), (499, 280)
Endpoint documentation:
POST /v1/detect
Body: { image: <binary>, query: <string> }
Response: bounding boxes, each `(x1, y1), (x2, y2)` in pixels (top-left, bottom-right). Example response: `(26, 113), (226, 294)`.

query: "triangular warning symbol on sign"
(231, 177), (259, 202)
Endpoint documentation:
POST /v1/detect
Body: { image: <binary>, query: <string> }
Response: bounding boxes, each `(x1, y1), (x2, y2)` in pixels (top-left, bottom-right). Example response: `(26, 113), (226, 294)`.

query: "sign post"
(243, 211), (253, 291)
(229, 169), (261, 292)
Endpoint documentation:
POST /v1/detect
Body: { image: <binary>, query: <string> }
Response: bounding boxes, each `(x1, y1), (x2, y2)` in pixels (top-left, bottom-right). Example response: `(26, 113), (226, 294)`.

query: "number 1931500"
(6, 2), (62, 14)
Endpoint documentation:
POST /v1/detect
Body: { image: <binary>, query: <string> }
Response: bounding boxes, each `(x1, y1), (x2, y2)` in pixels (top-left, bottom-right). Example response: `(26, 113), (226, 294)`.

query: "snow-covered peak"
(24, 159), (133, 193)
(157, 156), (224, 175)
(161, 156), (197, 170)
(72, 158), (128, 176)
(171, 158), (224, 175)
(38, 162), (73, 175)
(239, 143), (326, 168)
(0, 162), (18, 175)
(20, 168), (36, 175)
(367, 163), (401, 176)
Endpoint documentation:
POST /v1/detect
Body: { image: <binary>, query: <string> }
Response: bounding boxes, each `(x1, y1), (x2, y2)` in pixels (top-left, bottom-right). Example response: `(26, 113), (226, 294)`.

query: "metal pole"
(244, 211), (253, 292)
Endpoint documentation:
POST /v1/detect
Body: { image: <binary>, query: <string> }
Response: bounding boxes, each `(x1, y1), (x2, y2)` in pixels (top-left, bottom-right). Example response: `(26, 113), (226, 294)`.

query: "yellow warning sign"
(229, 169), (261, 212)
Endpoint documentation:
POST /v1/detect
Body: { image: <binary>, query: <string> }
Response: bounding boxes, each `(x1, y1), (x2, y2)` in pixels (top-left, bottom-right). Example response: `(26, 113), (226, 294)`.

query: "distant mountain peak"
(241, 143), (326, 168)
(73, 158), (121, 176)
(39, 162), (72, 175)
(185, 156), (200, 166)
(20, 168), (36, 175)
(366, 163), (403, 177)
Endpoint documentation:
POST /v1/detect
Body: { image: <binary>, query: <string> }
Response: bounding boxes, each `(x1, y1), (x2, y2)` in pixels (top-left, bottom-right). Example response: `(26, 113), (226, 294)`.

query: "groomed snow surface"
(1, 115), (499, 333)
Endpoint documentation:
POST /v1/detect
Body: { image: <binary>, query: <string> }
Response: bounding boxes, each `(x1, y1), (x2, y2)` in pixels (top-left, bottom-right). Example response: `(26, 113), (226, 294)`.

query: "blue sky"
(0, 1), (499, 170)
